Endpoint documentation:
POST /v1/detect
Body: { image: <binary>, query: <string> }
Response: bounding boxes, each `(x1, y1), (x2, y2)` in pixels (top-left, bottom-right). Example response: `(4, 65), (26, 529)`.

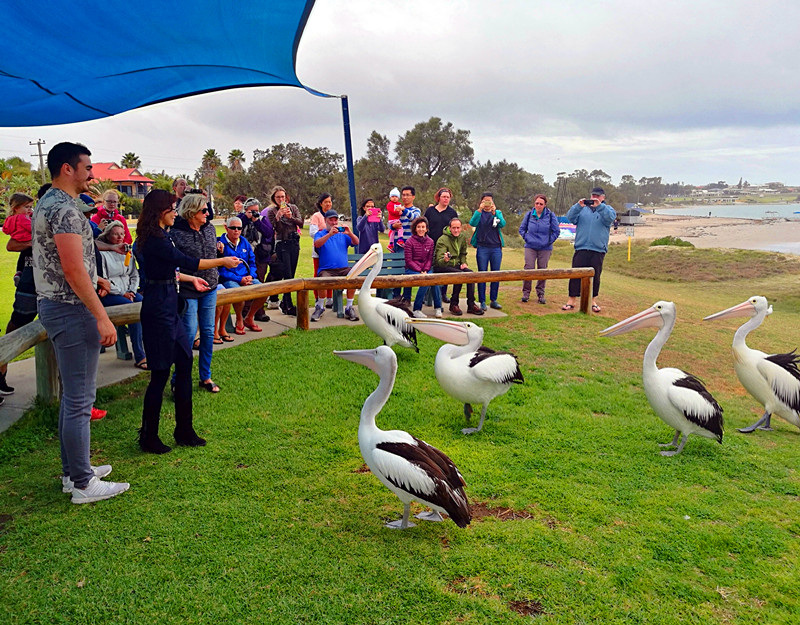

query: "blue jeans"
(476, 246), (503, 303)
(405, 269), (442, 311)
(38, 299), (100, 489)
(180, 288), (217, 381)
(101, 293), (145, 363)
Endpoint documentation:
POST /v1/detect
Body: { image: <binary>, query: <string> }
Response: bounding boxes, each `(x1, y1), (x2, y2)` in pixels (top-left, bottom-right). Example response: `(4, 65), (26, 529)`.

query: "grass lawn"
(2, 234), (800, 624)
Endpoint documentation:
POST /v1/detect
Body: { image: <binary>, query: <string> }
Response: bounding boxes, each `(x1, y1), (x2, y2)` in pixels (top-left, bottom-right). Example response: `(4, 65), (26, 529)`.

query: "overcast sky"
(2, 0), (799, 187)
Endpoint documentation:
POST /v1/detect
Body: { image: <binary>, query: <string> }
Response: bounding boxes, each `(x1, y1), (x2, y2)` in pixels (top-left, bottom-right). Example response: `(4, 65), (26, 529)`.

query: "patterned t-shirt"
(32, 188), (97, 304)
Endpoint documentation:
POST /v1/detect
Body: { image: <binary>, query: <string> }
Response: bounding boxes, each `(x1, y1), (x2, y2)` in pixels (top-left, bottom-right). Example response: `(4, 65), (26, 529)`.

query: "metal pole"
(340, 95), (358, 223)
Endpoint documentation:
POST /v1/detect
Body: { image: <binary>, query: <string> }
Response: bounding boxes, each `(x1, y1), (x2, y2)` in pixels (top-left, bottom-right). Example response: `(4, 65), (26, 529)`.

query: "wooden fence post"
(579, 277), (592, 314)
(34, 340), (60, 403)
(296, 290), (310, 330)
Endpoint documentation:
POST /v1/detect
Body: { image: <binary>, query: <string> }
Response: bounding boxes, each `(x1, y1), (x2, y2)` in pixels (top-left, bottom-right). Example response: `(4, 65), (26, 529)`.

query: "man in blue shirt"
(562, 187), (616, 313)
(312, 210), (360, 321)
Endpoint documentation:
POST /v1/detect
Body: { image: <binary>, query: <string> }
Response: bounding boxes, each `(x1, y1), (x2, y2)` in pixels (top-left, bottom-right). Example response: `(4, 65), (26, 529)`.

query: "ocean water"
(659, 203), (800, 220)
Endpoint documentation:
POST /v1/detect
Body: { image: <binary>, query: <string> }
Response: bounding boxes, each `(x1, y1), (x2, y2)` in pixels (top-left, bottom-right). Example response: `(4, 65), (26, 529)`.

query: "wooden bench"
(331, 250), (406, 317)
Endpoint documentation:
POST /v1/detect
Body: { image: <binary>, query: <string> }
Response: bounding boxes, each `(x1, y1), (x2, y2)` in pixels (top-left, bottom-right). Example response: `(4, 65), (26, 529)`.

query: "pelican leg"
(415, 510), (444, 522)
(463, 403), (473, 422)
(658, 430), (681, 448)
(462, 404), (487, 435)
(386, 503), (416, 530)
(660, 433), (689, 456)
(738, 411), (773, 433)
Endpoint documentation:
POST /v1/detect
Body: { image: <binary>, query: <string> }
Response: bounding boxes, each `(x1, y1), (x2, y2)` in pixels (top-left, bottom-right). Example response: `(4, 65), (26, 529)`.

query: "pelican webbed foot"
(658, 430), (682, 448)
(738, 412), (772, 434)
(415, 510), (444, 522)
(659, 432), (688, 456)
(386, 503), (416, 529)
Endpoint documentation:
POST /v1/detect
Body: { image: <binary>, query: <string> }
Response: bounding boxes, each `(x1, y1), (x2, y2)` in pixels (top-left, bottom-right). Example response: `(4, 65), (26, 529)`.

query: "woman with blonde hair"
(92, 188), (132, 243)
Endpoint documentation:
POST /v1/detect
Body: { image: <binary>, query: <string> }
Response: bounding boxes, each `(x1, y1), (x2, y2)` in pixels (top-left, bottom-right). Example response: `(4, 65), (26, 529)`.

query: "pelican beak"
(703, 300), (755, 321)
(334, 349), (381, 375)
(347, 247), (378, 280)
(406, 318), (471, 345)
(600, 306), (663, 337)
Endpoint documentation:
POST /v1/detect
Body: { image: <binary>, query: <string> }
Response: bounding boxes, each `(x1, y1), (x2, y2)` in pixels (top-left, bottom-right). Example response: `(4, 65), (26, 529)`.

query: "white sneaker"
(344, 306), (359, 322)
(435, 308), (443, 318)
(311, 305), (325, 322)
(62, 464), (113, 493)
(71, 475), (130, 504)
(412, 310), (427, 318)
(266, 301), (280, 310)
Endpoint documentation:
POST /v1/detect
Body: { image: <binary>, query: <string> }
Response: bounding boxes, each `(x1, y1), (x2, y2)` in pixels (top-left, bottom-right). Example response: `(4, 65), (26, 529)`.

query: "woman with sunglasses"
(135, 190), (241, 453)
(170, 192), (225, 394)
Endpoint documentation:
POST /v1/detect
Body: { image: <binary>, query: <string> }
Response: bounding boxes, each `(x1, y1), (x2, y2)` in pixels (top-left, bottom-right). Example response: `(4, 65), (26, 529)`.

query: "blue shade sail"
(0, 0), (321, 127)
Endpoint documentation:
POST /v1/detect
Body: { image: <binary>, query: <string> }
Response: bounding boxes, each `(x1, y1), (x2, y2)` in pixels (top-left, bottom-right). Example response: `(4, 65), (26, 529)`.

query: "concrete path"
(0, 302), (505, 433)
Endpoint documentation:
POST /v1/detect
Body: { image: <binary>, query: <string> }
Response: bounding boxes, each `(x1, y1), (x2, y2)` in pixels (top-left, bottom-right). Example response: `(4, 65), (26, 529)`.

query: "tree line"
(1, 118), (720, 224)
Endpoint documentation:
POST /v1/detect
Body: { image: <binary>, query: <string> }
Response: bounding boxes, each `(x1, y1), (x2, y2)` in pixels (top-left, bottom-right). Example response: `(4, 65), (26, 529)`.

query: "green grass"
(2, 233), (800, 624)
(650, 236), (694, 248)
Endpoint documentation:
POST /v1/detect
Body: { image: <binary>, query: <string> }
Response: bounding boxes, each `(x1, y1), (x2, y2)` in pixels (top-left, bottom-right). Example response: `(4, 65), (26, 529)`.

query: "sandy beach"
(613, 210), (800, 255)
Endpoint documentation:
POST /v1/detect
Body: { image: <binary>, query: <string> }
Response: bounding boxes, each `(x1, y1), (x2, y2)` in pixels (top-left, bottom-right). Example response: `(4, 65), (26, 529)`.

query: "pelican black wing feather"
(469, 347), (524, 384)
(376, 439), (471, 527)
(673, 374), (724, 442)
(766, 350), (800, 410)
(382, 298), (418, 352)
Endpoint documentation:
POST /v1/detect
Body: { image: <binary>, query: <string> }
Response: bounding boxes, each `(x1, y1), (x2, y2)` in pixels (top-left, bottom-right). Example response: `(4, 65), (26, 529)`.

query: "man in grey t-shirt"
(33, 142), (130, 504)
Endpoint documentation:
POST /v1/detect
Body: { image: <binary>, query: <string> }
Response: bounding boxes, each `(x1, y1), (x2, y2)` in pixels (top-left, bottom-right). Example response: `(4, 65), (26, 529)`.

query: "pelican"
(704, 296), (800, 433)
(334, 346), (471, 529)
(347, 243), (418, 351)
(406, 319), (523, 434)
(600, 301), (724, 456)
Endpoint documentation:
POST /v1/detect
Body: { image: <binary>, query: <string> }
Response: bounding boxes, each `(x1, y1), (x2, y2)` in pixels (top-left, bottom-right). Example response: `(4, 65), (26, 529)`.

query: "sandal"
(561, 304), (575, 311)
(199, 380), (220, 393)
(213, 337), (224, 345)
(243, 320), (262, 332)
(234, 325), (246, 335)
(220, 334), (235, 343)
(134, 360), (148, 370)
(592, 304), (602, 313)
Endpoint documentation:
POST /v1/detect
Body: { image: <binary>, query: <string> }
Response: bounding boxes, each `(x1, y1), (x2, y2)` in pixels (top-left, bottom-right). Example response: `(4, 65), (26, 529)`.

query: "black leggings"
(143, 351), (193, 433)
(274, 239), (300, 305)
(568, 249), (605, 298)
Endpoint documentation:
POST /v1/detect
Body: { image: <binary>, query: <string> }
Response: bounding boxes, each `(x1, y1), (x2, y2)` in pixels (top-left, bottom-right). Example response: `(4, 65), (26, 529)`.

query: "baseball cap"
(77, 193), (97, 213)
(323, 209), (339, 219)
(590, 187), (605, 196)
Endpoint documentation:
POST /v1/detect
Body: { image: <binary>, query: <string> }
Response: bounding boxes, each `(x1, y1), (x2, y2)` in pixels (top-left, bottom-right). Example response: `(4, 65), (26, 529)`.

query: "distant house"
(92, 163), (154, 199)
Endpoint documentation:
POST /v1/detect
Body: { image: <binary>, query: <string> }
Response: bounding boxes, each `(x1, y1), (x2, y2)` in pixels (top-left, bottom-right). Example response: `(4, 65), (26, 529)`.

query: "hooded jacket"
(519, 206), (560, 250)
(434, 226), (468, 268)
(566, 201), (617, 253)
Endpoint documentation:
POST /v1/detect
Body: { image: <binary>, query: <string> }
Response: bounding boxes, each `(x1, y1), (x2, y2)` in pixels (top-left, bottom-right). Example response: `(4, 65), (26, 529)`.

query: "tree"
(196, 149), (223, 196)
(354, 131), (402, 206)
(463, 160), (550, 218)
(89, 179), (118, 197)
(395, 117), (474, 197)
(121, 152), (141, 169)
(228, 149), (246, 172)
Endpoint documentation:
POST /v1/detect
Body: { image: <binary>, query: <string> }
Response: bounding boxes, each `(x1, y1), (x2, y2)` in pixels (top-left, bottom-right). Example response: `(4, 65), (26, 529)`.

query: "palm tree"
(90, 179), (119, 197)
(228, 149), (246, 172)
(121, 152), (142, 169)
(199, 149), (223, 197)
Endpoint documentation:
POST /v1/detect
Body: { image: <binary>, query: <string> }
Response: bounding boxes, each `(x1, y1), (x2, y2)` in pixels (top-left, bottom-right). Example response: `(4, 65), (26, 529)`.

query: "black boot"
(174, 427), (207, 447)
(0, 372), (14, 395)
(173, 393), (206, 447)
(139, 415), (172, 454)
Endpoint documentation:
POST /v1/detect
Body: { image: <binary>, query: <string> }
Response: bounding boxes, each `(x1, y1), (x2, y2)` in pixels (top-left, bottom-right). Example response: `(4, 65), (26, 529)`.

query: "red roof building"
(92, 163), (154, 199)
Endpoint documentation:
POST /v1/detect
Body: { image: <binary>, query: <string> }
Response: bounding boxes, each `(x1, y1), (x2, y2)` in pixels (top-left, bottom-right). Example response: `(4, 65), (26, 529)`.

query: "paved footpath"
(0, 303), (504, 433)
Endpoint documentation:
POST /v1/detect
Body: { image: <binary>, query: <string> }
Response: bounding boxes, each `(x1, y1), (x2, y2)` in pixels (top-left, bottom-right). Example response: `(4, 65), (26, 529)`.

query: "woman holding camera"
(469, 192), (506, 310)
(265, 185), (303, 315)
(519, 193), (560, 304)
(135, 190), (241, 453)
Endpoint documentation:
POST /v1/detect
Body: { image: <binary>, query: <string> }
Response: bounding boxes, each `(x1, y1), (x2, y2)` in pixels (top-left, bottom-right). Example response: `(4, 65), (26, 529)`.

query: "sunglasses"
(200, 208), (210, 215)
(227, 226), (242, 230)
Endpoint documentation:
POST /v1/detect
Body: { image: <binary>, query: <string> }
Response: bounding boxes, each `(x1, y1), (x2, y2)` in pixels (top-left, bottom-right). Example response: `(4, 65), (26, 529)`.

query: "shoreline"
(614, 209), (800, 255)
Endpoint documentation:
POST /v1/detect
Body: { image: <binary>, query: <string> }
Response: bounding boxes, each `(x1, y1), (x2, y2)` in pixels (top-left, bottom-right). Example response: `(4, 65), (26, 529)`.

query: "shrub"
(649, 236), (694, 248)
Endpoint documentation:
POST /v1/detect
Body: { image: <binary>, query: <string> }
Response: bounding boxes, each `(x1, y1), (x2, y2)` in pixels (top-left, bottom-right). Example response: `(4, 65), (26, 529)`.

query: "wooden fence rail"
(0, 267), (593, 400)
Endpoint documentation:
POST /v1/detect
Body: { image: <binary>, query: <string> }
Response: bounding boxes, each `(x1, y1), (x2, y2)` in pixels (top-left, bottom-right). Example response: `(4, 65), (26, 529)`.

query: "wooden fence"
(0, 267), (594, 401)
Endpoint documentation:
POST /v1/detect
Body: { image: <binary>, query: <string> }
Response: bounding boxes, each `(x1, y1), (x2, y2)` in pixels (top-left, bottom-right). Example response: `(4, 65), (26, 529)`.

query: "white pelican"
(406, 319), (524, 434)
(347, 243), (418, 351)
(600, 301), (724, 456)
(334, 346), (471, 529)
(704, 296), (800, 433)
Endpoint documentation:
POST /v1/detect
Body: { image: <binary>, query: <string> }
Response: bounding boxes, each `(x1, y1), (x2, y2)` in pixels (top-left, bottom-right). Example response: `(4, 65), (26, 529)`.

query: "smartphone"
(583, 199), (595, 206)
(337, 226), (345, 232)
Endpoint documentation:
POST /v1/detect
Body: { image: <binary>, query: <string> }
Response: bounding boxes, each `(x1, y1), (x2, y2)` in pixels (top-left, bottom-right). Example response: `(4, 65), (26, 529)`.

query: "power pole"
(30, 139), (46, 184)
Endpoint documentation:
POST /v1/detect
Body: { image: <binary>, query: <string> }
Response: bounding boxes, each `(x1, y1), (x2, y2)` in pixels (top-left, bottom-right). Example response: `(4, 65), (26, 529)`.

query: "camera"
(583, 199), (595, 206)
(186, 188), (204, 195)
(337, 226), (345, 232)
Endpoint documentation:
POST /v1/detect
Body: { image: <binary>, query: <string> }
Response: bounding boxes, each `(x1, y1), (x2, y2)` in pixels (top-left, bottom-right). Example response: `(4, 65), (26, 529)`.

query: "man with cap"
(562, 187), (616, 313)
(311, 210), (360, 322)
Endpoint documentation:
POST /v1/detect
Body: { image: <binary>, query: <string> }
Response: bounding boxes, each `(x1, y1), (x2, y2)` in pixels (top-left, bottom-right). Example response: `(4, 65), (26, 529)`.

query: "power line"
(29, 139), (46, 184)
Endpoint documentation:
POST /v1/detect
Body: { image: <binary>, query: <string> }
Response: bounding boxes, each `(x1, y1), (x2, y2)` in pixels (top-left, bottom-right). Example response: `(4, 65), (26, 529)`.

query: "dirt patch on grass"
(0, 513), (11, 532)
(508, 599), (547, 617)
(352, 463), (370, 474)
(445, 576), (494, 598)
(471, 502), (534, 521)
